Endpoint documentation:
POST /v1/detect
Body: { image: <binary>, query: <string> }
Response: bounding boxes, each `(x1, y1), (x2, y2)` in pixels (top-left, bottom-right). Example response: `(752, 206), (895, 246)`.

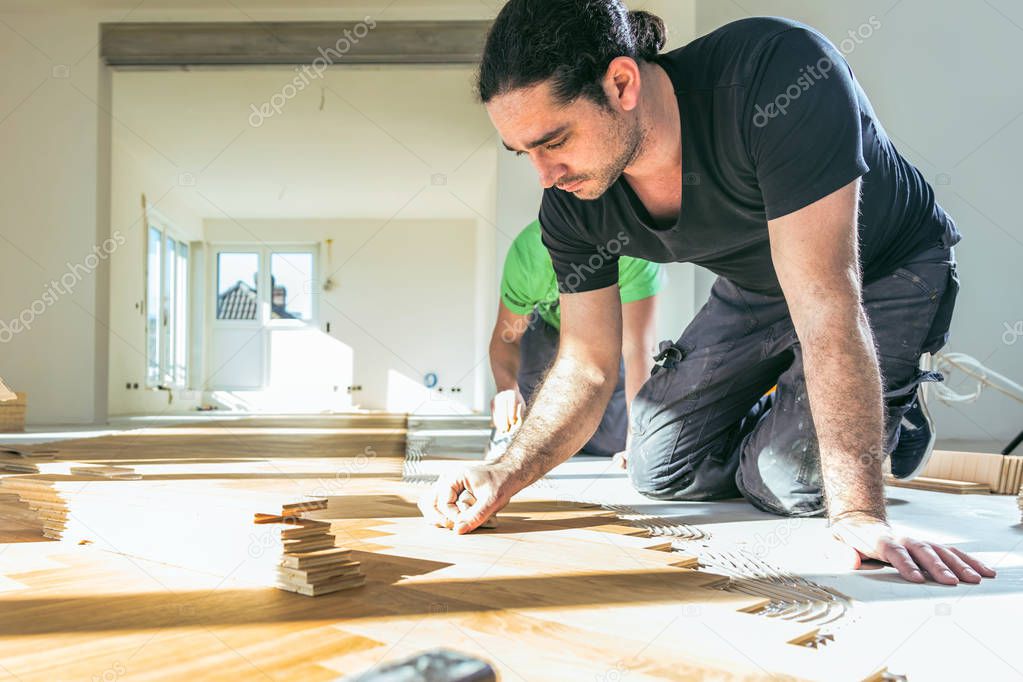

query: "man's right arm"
(419, 284), (623, 533)
(489, 301), (529, 392)
(488, 301), (530, 433)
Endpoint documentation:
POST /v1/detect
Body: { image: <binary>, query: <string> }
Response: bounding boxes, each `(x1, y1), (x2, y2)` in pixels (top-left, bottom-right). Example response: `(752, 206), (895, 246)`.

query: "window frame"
(211, 244), (319, 329)
(144, 210), (190, 390)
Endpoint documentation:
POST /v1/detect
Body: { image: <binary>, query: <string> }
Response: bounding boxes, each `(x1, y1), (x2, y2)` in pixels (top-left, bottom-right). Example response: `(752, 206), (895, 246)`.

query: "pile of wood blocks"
(254, 512), (365, 596)
(886, 449), (1023, 495)
(0, 458), (366, 597)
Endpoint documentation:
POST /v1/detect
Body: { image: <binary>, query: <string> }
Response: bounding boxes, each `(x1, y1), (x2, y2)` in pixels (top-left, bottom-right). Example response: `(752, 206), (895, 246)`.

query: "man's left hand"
(831, 514), (997, 585)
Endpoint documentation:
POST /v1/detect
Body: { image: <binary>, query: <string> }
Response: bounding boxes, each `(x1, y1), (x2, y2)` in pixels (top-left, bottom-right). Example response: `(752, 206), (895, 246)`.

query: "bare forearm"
(489, 337), (521, 392)
(802, 304), (886, 521)
(621, 296), (657, 412)
(623, 349), (652, 409)
(496, 355), (616, 487)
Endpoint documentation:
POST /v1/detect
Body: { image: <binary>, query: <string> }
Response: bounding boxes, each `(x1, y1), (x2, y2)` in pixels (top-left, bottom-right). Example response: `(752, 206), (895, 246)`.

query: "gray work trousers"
(629, 240), (959, 516)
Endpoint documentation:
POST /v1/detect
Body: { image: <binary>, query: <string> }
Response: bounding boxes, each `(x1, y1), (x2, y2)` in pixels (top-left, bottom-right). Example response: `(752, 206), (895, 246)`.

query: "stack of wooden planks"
(923, 449), (1023, 494)
(0, 448), (56, 474)
(885, 475), (991, 494)
(0, 460), (368, 596)
(255, 513), (366, 596)
(886, 449), (1023, 495)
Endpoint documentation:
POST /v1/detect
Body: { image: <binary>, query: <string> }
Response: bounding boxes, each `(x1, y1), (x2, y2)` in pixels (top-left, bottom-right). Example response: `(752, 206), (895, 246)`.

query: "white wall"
(694, 0), (1023, 442)
(0, 10), (110, 424)
(107, 131), (206, 416)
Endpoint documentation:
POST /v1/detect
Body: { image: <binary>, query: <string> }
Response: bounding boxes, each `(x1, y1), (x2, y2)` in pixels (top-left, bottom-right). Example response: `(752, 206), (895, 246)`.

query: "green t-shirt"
(500, 220), (665, 330)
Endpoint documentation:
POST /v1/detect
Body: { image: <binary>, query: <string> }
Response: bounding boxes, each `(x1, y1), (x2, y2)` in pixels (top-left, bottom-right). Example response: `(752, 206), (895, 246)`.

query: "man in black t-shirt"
(419, 0), (995, 587)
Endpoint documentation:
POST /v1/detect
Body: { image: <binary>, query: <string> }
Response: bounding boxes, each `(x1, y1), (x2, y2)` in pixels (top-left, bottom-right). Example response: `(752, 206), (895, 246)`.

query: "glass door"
(146, 218), (189, 389)
(208, 244), (349, 410)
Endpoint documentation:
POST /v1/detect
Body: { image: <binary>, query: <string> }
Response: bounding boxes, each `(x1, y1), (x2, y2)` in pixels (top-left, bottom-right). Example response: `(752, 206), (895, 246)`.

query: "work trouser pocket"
(922, 261), (959, 355)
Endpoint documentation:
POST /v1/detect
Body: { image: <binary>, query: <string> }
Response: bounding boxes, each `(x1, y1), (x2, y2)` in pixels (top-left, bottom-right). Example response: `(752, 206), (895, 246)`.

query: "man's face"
(486, 80), (642, 200)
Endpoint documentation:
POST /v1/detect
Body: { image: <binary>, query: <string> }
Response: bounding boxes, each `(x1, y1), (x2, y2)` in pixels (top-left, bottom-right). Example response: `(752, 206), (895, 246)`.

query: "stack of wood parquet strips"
(254, 513), (365, 596)
(886, 450), (1023, 495)
(0, 491), (43, 528)
(922, 450), (1023, 494)
(0, 448), (55, 474)
(0, 459), (366, 596)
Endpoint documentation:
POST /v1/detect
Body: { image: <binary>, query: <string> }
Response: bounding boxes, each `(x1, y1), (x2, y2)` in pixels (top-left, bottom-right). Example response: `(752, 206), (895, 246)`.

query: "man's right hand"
(490, 389), (525, 435)
(417, 462), (521, 534)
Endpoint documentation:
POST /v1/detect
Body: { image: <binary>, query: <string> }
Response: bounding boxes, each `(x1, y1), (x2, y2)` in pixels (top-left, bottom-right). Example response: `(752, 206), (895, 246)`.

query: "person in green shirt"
(489, 220), (664, 456)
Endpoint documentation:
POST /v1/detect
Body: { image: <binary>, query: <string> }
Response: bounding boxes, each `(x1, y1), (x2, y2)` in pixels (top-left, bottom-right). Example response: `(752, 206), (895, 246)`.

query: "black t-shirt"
(539, 17), (958, 296)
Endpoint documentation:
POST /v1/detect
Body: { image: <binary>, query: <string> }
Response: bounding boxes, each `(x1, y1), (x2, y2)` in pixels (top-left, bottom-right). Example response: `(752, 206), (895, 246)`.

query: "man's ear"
(604, 56), (642, 112)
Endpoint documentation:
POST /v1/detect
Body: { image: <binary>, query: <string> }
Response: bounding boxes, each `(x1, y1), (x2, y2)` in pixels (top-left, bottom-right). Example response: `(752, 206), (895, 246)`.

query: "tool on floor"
(339, 648), (496, 682)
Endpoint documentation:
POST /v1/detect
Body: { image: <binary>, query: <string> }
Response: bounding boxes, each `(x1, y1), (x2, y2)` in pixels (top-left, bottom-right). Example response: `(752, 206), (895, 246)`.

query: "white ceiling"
(112, 65), (501, 221)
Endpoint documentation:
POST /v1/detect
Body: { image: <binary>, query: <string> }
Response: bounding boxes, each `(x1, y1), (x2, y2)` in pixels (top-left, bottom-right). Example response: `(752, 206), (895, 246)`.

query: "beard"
(568, 108), (645, 200)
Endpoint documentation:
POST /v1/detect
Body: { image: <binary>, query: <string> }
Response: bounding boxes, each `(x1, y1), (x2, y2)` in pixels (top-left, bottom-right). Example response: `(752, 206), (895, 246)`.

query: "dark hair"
(477, 0), (666, 106)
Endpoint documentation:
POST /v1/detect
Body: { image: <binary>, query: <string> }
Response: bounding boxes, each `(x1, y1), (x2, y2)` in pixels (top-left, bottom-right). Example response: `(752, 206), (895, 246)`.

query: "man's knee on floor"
(628, 462), (693, 500)
(627, 438), (740, 501)
(737, 439), (825, 517)
(743, 486), (826, 517)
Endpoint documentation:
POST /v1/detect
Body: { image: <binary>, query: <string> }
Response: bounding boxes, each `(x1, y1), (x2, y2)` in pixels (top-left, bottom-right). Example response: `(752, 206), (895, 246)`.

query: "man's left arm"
(610, 295), (657, 469)
(768, 179), (995, 585)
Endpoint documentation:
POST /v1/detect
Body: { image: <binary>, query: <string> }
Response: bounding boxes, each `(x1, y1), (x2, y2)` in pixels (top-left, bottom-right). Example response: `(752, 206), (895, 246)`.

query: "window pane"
(270, 252), (313, 320)
(174, 241), (188, 386)
(146, 227), (162, 385)
(217, 252), (259, 320)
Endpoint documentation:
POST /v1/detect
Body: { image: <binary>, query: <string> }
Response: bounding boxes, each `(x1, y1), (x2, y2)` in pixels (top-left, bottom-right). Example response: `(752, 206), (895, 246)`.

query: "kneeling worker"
(488, 219), (663, 457)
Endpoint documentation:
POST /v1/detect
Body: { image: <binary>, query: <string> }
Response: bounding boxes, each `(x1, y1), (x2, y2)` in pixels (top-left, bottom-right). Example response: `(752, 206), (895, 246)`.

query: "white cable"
(930, 352), (1023, 406)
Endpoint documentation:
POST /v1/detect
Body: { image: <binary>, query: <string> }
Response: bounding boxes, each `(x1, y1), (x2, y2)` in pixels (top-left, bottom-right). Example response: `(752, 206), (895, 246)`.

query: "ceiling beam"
(100, 20), (492, 67)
